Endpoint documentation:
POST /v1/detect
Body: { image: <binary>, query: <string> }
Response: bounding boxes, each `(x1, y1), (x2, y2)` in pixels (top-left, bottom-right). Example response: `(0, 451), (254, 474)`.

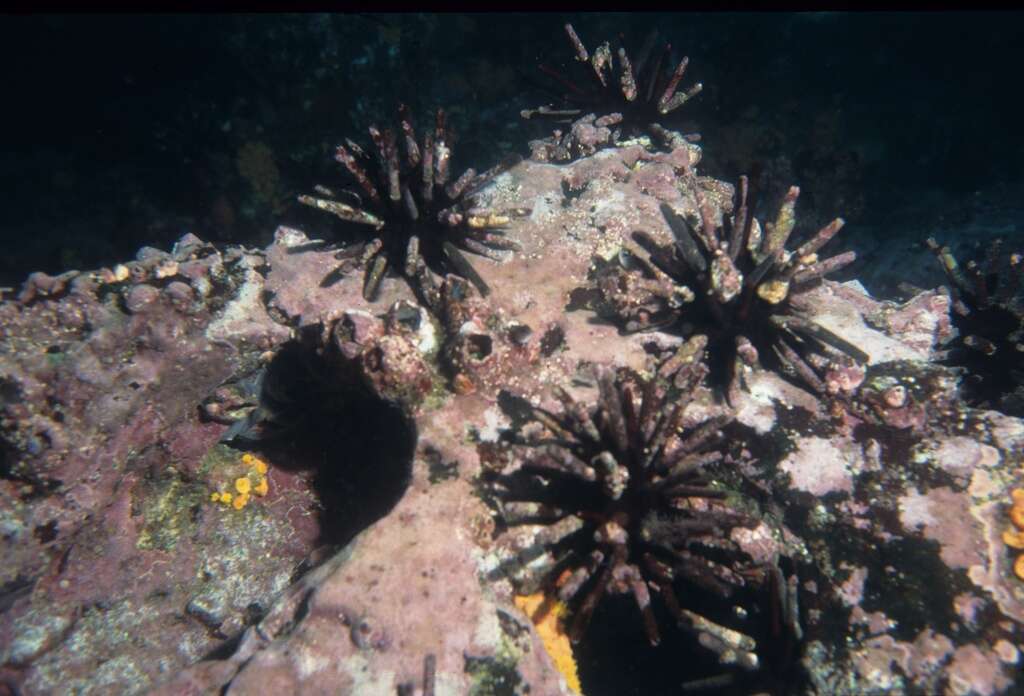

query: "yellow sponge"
(514, 592), (582, 695)
(209, 453), (271, 511)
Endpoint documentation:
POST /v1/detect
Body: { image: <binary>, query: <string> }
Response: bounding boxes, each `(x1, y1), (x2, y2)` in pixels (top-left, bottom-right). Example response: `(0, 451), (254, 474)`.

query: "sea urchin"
(597, 171), (868, 398)
(300, 105), (527, 309)
(522, 23), (703, 144)
(490, 362), (764, 669)
(927, 237), (1024, 415)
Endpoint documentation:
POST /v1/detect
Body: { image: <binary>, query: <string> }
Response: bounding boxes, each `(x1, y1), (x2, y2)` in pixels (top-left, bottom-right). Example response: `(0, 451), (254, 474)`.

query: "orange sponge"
(514, 593), (582, 694)
(1005, 488), (1024, 581)
(210, 453), (271, 511)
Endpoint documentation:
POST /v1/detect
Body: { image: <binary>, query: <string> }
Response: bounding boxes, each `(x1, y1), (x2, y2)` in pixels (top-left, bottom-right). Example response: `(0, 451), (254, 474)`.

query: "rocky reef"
(2, 35), (1023, 696)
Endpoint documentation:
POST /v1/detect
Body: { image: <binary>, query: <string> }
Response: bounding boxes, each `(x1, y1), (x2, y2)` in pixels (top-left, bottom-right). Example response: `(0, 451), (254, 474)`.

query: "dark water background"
(0, 12), (1021, 294)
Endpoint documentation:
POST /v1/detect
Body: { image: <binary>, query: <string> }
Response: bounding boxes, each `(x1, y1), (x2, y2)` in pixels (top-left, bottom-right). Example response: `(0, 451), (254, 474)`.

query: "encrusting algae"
(514, 592), (582, 695)
(210, 452), (270, 511)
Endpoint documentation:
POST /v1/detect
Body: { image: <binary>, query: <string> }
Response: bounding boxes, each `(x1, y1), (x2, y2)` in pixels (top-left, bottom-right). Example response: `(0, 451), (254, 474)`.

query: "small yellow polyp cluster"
(514, 592), (581, 695)
(210, 453), (270, 511)
(1001, 488), (1024, 580)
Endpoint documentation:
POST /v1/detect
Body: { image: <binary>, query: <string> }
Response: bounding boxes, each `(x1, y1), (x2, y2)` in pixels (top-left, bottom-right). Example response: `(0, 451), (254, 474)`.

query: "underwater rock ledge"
(1, 139), (1022, 696)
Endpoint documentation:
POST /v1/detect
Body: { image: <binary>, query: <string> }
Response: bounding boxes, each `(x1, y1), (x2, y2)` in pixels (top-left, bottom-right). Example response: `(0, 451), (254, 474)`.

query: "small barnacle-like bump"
(112, 264), (131, 283)
(507, 323), (533, 346)
(882, 385), (908, 409)
(153, 259), (180, 280)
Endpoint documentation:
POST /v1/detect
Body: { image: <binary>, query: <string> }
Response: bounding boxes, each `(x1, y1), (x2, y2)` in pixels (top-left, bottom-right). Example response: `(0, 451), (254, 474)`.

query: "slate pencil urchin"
(598, 170), (869, 398)
(926, 237), (1024, 415)
(491, 362), (767, 670)
(522, 23), (703, 141)
(299, 105), (528, 309)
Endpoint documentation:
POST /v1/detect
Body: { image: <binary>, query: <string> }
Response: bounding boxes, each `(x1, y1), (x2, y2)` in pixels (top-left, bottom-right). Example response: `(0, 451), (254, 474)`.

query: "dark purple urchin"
(299, 105), (527, 309)
(597, 171), (869, 398)
(491, 363), (765, 669)
(522, 23), (703, 144)
(927, 237), (1024, 415)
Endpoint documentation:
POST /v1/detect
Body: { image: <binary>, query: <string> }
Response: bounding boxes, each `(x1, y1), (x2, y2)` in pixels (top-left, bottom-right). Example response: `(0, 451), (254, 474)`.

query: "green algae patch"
(465, 629), (527, 696)
(465, 652), (524, 696)
(134, 470), (206, 552)
(197, 442), (247, 478)
(132, 442), (246, 552)
(421, 371), (453, 412)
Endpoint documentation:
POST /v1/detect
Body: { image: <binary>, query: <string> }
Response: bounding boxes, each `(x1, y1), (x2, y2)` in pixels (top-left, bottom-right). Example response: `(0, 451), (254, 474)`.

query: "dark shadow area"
(222, 336), (417, 548)
(575, 561), (806, 696)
